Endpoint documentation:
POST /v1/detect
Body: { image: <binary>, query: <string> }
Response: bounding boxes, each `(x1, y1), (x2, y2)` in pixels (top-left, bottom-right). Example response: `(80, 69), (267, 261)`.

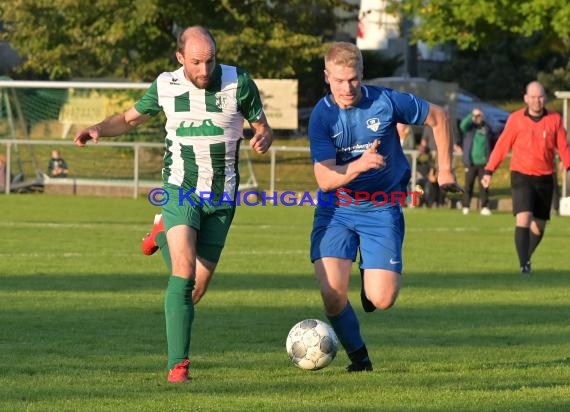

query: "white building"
(356, 0), (451, 64)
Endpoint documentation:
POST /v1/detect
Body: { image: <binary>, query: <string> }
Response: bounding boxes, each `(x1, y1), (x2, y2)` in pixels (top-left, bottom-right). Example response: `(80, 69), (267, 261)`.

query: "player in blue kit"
(309, 42), (462, 372)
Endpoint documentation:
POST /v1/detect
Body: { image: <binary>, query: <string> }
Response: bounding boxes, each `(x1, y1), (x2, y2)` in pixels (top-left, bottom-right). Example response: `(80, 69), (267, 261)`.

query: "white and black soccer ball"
(286, 319), (339, 370)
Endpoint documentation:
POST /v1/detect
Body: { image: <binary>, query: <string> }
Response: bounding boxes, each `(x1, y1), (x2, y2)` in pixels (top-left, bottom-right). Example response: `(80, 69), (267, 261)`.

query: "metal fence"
(1, 139), (424, 199)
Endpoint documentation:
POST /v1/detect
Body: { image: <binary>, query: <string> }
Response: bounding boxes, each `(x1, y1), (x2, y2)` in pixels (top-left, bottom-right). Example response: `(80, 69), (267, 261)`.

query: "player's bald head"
(177, 26), (216, 55)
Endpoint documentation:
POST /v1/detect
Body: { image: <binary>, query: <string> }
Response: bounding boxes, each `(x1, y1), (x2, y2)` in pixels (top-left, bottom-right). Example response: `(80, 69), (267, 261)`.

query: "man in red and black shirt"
(482, 81), (570, 274)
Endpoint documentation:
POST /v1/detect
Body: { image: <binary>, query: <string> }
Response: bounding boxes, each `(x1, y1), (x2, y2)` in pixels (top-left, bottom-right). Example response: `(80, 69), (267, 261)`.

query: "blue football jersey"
(309, 85), (429, 205)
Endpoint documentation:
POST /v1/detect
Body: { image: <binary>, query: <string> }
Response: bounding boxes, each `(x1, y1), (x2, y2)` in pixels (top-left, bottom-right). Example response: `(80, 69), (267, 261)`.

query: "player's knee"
(372, 298), (395, 310)
(370, 290), (399, 310)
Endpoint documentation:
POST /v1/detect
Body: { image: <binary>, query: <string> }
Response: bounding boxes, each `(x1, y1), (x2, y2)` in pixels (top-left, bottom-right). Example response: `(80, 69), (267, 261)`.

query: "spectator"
(416, 137), (444, 207)
(458, 108), (497, 215)
(47, 149), (68, 178)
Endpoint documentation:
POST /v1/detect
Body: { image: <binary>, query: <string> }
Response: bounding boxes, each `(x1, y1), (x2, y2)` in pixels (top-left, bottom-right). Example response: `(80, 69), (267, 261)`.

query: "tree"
(389, 0), (570, 97)
(392, 0), (570, 53)
(0, 0), (357, 82)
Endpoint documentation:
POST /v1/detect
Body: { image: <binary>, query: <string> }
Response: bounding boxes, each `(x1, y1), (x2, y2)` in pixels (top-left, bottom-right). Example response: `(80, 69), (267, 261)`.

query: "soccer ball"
(286, 319), (339, 370)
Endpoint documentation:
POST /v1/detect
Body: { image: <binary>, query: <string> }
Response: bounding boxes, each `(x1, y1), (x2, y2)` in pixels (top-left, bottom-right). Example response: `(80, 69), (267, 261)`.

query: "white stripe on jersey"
(156, 65), (245, 195)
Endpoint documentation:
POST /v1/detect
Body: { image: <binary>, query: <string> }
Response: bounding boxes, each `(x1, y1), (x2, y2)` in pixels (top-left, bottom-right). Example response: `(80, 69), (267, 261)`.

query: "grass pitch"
(0, 195), (569, 411)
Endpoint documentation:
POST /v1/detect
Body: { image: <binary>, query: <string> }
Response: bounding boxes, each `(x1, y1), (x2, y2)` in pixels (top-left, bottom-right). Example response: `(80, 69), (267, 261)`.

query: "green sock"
(164, 275), (195, 369)
(156, 232), (172, 273)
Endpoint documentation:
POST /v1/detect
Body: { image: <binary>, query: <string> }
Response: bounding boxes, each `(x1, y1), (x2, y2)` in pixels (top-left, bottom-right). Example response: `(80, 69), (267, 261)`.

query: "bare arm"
(313, 139), (384, 192)
(423, 103), (462, 192)
(73, 107), (150, 147)
(248, 112), (274, 154)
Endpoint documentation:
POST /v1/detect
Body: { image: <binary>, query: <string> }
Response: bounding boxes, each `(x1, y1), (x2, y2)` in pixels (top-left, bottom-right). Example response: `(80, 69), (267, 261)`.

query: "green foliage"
(538, 58), (570, 94)
(394, 0), (570, 53)
(0, 0), (175, 80)
(0, 0), (356, 82)
(385, 1), (570, 99)
(0, 196), (569, 410)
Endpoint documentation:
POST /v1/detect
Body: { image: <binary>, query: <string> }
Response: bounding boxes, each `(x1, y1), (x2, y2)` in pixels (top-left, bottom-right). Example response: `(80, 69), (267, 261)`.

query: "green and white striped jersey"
(134, 64), (264, 201)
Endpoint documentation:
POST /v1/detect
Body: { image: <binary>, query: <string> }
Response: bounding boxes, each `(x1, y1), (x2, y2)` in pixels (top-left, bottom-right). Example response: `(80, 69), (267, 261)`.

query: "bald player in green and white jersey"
(74, 26), (273, 383)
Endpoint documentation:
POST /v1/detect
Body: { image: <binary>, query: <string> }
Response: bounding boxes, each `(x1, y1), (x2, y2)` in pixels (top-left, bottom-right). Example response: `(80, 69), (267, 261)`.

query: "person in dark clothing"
(416, 136), (444, 207)
(458, 108), (496, 215)
(47, 149), (68, 178)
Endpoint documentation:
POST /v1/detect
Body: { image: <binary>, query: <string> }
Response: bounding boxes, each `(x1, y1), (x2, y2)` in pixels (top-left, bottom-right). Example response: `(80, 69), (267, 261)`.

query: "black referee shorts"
(511, 171), (554, 220)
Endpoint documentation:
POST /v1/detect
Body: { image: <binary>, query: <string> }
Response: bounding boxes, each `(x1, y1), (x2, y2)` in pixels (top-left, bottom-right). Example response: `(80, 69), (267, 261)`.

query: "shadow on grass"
(1, 270), (569, 342)
(0, 268), (568, 292)
(2, 299), (569, 363)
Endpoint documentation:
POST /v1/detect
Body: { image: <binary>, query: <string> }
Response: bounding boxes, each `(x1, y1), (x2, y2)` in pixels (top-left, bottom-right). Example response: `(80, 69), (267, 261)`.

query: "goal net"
(0, 80), (258, 191)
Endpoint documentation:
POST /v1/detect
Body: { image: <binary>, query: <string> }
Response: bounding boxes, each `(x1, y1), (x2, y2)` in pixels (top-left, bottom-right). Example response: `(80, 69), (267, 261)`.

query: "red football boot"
(141, 214), (164, 256)
(167, 359), (190, 383)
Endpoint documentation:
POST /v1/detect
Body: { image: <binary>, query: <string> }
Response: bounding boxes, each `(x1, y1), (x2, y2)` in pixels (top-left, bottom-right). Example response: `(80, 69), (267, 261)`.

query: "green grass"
(0, 195), (569, 411)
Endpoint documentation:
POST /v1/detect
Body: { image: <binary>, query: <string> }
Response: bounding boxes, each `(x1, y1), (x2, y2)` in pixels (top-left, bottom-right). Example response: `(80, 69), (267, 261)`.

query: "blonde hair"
(324, 42), (363, 72)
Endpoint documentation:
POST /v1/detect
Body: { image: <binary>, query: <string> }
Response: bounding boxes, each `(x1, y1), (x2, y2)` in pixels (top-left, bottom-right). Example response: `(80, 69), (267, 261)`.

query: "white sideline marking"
(231, 225), (274, 230)
(408, 227), (481, 232)
(0, 222), (145, 230)
(0, 222), (278, 230)
(0, 250), (307, 258)
(225, 250), (307, 255)
(0, 252), (82, 257)
(0, 252), (139, 258)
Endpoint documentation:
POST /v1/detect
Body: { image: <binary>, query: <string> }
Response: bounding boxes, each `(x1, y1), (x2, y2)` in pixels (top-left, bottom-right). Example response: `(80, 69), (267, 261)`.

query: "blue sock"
(327, 301), (366, 356)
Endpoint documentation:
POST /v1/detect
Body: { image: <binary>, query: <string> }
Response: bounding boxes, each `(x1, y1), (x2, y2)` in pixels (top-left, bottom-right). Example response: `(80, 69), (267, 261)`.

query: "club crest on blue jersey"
(366, 118), (380, 132)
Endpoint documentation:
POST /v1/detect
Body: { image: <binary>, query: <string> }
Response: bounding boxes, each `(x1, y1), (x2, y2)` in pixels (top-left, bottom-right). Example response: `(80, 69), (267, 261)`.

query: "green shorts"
(161, 184), (236, 263)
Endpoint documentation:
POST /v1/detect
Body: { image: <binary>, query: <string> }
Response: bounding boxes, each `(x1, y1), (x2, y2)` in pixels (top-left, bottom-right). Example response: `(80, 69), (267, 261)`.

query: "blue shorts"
(310, 205), (405, 272)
